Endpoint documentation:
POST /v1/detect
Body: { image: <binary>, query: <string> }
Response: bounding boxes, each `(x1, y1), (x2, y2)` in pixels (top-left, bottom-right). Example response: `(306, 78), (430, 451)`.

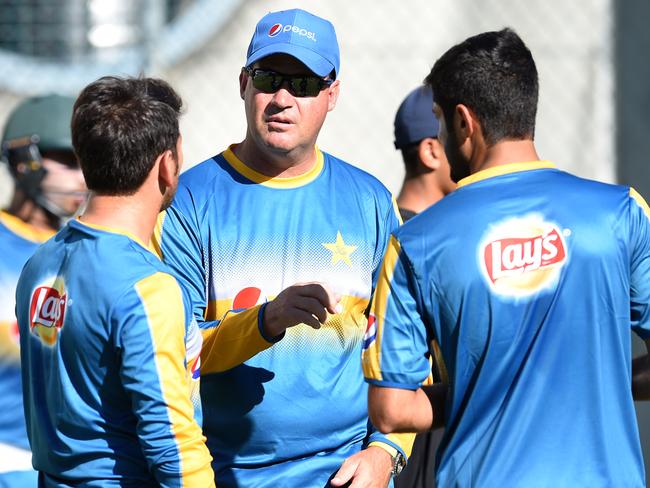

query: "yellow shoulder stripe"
(363, 235), (402, 382)
(0, 210), (55, 243)
(135, 272), (214, 486)
(630, 187), (650, 221)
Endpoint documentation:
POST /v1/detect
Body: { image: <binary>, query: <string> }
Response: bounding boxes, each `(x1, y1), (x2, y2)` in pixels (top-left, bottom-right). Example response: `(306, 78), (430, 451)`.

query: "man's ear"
(453, 104), (477, 142)
(157, 149), (176, 191)
(418, 138), (441, 171)
(327, 79), (340, 112)
(239, 68), (248, 100)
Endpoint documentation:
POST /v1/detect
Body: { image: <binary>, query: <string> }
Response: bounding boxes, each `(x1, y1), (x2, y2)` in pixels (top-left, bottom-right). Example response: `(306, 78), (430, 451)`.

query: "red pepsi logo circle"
(268, 23), (283, 37)
(233, 286), (264, 310)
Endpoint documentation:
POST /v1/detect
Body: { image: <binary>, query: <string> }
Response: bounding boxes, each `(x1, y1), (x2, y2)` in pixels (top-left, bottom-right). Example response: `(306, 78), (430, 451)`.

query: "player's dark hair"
(425, 28), (538, 145)
(71, 76), (183, 195)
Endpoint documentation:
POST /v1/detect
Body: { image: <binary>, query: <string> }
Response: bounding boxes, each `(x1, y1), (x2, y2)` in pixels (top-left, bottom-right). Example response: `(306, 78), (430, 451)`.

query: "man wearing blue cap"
(154, 8), (411, 488)
(392, 85), (454, 488)
(394, 85), (455, 222)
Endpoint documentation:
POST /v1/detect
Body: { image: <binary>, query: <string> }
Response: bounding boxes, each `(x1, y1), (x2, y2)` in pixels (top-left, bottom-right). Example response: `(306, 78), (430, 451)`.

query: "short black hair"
(425, 28), (538, 145)
(71, 76), (183, 196)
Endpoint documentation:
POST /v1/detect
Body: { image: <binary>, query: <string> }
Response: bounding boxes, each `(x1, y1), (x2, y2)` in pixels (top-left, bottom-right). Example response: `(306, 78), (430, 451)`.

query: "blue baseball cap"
(245, 9), (340, 79)
(394, 85), (440, 149)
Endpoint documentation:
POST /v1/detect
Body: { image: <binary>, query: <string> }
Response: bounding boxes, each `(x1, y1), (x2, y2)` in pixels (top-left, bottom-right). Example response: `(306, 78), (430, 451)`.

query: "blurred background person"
(392, 84), (454, 488)
(0, 95), (86, 486)
(394, 85), (455, 222)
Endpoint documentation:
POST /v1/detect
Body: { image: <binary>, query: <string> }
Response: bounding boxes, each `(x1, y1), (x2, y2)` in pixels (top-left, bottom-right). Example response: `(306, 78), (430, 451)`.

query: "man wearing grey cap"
(154, 8), (411, 488)
(392, 86), (454, 488)
(394, 85), (455, 223)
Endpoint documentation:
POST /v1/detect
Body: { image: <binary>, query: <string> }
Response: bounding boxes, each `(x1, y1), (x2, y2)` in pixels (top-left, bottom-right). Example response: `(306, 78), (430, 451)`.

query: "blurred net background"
(0, 0), (648, 474)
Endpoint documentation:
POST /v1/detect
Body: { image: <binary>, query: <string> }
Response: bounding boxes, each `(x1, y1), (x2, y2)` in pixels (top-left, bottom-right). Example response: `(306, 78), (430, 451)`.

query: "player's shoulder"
(68, 220), (174, 287)
(552, 171), (637, 213)
(173, 150), (236, 215)
(555, 169), (625, 193)
(107, 251), (182, 312)
(323, 151), (392, 199)
(178, 153), (225, 193)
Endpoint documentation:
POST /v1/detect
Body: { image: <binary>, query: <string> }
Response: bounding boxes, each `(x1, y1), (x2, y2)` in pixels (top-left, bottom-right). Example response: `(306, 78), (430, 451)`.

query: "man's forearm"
(200, 305), (277, 374)
(369, 383), (447, 434)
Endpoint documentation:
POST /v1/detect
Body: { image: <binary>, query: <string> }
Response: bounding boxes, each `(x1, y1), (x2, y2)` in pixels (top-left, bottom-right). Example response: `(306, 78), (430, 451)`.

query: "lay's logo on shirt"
(479, 214), (569, 297)
(29, 281), (67, 346)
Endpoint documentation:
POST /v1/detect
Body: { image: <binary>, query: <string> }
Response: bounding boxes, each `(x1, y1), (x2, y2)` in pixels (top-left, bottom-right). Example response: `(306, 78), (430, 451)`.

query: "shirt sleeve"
(153, 203), (276, 374)
(371, 195), (403, 290)
(364, 199), (418, 459)
(363, 234), (432, 390)
(629, 188), (650, 339)
(115, 272), (214, 488)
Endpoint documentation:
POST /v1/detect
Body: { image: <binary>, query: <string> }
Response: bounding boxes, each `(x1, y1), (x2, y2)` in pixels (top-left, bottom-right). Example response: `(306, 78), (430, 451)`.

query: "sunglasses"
(244, 67), (334, 97)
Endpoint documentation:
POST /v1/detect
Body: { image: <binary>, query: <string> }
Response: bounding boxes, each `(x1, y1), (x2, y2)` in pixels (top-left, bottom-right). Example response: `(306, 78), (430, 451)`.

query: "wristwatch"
(390, 451), (406, 477)
(368, 441), (407, 478)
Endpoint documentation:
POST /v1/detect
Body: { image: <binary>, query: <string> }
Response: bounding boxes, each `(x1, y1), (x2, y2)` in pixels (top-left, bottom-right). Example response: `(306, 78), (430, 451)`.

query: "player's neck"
(233, 138), (318, 178)
(397, 176), (445, 214)
(80, 194), (158, 247)
(472, 139), (540, 174)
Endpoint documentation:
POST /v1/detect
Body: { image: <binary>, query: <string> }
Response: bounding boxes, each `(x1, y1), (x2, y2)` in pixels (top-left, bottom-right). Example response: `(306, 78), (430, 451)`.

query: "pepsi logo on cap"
(268, 23), (283, 37)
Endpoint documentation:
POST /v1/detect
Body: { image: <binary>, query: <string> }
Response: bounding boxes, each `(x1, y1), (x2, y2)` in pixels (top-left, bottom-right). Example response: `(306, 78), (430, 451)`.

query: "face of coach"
(233, 8), (341, 177)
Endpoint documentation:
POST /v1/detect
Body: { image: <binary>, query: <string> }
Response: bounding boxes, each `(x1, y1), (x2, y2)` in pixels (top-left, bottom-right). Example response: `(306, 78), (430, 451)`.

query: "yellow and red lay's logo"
(479, 214), (569, 297)
(29, 278), (67, 346)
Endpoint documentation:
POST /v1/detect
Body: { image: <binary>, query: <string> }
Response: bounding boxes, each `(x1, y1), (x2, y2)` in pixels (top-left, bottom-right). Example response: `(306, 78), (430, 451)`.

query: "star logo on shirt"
(322, 231), (357, 267)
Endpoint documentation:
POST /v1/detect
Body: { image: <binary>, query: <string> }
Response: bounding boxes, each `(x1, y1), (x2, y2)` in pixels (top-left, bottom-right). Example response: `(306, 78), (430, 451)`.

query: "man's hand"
(262, 282), (340, 338)
(330, 446), (392, 488)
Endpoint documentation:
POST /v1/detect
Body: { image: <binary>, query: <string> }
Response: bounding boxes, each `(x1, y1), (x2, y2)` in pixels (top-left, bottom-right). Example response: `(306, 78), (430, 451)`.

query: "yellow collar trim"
(457, 161), (555, 189)
(0, 210), (55, 243)
(75, 218), (152, 254)
(223, 145), (324, 189)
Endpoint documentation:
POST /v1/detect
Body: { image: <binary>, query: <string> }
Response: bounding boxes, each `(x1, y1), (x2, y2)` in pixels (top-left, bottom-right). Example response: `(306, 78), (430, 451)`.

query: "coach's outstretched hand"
(330, 446), (392, 488)
(262, 282), (340, 338)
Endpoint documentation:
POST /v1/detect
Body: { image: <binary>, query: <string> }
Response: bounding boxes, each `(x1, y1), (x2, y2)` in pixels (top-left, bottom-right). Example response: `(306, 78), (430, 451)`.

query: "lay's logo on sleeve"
(479, 214), (569, 298)
(29, 280), (68, 346)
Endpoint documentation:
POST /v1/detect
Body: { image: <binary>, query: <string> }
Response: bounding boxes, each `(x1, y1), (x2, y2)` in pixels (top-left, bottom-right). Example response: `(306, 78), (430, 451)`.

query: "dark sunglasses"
(244, 67), (334, 97)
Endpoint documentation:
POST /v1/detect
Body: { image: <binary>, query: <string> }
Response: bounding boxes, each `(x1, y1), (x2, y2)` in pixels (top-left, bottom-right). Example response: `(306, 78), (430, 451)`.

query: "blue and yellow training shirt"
(156, 146), (411, 487)
(16, 218), (213, 487)
(363, 162), (650, 487)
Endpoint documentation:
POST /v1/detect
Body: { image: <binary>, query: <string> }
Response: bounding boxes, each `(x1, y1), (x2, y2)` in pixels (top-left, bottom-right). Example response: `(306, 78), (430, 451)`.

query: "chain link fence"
(0, 0), (615, 201)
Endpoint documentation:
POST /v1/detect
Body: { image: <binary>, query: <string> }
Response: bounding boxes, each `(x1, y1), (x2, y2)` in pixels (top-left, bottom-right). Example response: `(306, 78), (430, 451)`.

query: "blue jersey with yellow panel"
(364, 162), (650, 488)
(155, 146), (411, 487)
(15, 218), (213, 487)
(0, 211), (53, 485)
